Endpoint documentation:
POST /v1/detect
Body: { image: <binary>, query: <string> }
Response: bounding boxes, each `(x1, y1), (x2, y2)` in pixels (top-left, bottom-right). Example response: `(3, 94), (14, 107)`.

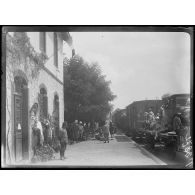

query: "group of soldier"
(66, 120), (88, 143)
(143, 107), (159, 130)
(66, 120), (116, 144)
(31, 112), (117, 161)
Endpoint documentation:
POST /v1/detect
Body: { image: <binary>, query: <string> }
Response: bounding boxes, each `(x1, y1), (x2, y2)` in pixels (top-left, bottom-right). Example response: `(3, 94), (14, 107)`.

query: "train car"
(126, 99), (162, 138)
(144, 94), (191, 152)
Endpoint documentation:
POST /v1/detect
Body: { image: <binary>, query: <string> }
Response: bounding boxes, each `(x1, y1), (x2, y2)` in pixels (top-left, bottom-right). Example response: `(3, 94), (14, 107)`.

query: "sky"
(70, 32), (191, 110)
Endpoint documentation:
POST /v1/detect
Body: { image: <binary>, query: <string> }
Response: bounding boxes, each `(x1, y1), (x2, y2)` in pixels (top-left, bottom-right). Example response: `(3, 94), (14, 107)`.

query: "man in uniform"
(72, 120), (79, 142)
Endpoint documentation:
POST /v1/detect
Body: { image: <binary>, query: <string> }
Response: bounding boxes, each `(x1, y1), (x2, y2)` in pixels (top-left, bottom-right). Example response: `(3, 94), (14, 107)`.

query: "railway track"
(130, 136), (188, 167)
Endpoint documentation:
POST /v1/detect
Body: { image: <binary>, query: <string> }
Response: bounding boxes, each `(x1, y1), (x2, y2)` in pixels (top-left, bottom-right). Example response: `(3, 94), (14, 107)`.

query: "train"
(126, 99), (162, 137)
(112, 94), (191, 158)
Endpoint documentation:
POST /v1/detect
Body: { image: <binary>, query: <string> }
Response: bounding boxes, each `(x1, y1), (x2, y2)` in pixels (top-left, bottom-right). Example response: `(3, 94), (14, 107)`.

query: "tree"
(64, 55), (116, 123)
(161, 93), (171, 99)
(112, 109), (128, 132)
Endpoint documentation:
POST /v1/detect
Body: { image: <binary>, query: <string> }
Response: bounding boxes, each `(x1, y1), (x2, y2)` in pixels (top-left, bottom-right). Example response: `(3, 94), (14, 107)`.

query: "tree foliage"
(161, 93), (171, 99)
(6, 32), (48, 79)
(112, 109), (128, 132)
(64, 55), (116, 123)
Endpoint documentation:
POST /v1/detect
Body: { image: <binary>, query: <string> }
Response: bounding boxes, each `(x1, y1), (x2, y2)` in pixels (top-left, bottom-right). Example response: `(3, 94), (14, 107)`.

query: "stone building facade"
(5, 31), (73, 164)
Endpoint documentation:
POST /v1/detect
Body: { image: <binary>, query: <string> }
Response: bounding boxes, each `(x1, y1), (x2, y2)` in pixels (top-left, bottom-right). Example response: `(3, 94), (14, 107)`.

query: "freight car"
(126, 94), (191, 159)
(126, 99), (162, 139)
(144, 94), (191, 153)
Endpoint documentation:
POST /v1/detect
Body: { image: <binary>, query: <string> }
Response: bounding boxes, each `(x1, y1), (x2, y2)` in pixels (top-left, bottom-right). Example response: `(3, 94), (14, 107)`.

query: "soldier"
(59, 122), (68, 160)
(148, 107), (155, 130)
(109, 121), (114, 138)
(35, 117), (44, 146)
(78, 121), (84, 141)
(72, 120), (79, 142)
(144, 111), (149, 129)
(102, 121), (110, 143)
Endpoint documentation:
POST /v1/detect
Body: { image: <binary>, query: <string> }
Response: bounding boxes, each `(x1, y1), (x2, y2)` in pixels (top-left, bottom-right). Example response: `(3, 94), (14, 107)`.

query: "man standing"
(102, 121), (110, 143)
(109, 121), (114, 138)
(148, 107), (155, 130)
(35, 117), (44, 146)
(72, 120), (79, 142)
(59, 122), (68, 160)
(78, 121), (84, 141)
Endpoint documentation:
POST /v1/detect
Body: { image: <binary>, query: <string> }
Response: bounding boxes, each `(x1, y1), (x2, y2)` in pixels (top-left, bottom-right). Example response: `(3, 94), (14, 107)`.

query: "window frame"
(39, 32), (46, 54)
(53, 32), (58, 68)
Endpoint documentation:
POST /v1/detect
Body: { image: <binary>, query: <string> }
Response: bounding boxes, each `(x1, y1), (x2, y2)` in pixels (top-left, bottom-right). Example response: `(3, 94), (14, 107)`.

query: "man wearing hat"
(102, 121), (110, 143)
(72, 120), (79, 142)
(78, 121), (84, 141)
(148, 107), (155, 130)
(59, 122), (68, 160)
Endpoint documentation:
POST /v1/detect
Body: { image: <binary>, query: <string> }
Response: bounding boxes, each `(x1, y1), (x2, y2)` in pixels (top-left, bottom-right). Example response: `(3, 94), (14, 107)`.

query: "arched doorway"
(53, 94), (59, 137)
(14, 76), (29, 161)
(39, 86), (48, 121)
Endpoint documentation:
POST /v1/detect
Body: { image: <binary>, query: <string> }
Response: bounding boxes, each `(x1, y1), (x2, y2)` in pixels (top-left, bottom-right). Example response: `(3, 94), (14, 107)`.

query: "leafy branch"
(6, 32), (48, 79)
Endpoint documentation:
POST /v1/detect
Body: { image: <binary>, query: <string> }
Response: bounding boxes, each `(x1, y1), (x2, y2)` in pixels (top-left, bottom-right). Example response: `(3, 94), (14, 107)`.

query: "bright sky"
(70, 32), (191, 109)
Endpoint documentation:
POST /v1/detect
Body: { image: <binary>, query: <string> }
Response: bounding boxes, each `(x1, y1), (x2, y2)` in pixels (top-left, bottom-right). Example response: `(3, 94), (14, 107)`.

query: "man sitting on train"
(148, 107), (156, 130)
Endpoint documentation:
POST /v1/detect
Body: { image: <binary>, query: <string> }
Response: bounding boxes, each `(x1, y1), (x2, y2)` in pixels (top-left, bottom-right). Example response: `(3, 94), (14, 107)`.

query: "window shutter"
(54, 32), (58, 67)
(38, 93), (44, 121)
(43, 32), (46, 53)
(43, 95), (48, 118)
(39, 32), (46, 53)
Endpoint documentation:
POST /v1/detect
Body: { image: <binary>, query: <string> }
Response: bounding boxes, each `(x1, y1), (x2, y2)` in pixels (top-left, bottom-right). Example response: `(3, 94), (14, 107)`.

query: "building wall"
(26, 32), (40, 51)
(27, 32), (64, 82)
(27, 69), (64, 159)
(6, 69), (14, 163)
(30, 69), (64, 126)
(5, 32), (65, 164)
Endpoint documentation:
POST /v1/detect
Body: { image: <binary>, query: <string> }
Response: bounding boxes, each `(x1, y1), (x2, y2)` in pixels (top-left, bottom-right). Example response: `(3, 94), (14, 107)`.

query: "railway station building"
(5, 31), (74, 164)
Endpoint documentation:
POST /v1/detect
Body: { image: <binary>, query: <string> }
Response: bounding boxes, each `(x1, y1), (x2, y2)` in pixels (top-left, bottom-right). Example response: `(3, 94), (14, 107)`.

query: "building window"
(54, 32), (58, 67)
(39, 32), (46, 54)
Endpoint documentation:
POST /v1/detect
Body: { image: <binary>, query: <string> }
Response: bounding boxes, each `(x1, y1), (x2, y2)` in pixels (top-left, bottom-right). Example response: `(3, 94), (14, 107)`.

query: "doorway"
(14, 76), (29, 161)
(39, 87), (48, 121)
